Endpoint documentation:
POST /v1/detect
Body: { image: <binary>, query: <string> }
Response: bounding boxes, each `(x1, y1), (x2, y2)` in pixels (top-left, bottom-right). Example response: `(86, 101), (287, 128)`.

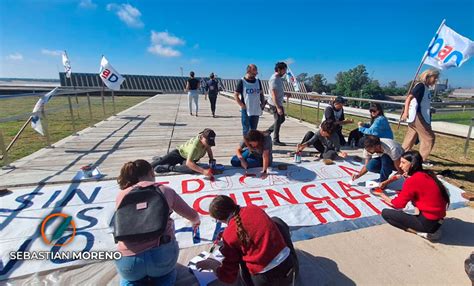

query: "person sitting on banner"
(401, 69), (439, 167)
(230, 130), (273, 178)
(373, 151), (449, 241)
(352, 135), (403, 184)
(196, 195), (298, 286)
(347, 103), (394, 147)
(151, 128), (216, 178)
(114, 159), (201, 285)
(321, 96), (354, 145)
(296, 120), (348, 160)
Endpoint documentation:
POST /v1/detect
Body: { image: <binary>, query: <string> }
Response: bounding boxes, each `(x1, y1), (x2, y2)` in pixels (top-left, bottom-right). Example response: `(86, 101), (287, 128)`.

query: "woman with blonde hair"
(401, 69), (439, 166)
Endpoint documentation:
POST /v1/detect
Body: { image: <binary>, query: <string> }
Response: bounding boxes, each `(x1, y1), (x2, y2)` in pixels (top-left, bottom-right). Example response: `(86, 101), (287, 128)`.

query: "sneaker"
(422, 161), (434, 168)
(154, 165), (170, 173)
(273, 141), (286, 146)
(427, 228), (442, 241)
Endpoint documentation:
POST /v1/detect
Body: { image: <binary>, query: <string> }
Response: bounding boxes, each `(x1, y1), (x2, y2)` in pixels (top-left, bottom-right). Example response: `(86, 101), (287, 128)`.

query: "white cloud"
(148, 30), (185, 57)
(151, 31), (185, 46)
(6, 53), (23, 61)
(79, 0), (97, 9)
(148, 45), (181, 57)
(41, 49), (62, 56)
(283, 58), (295, 65)
(106, 3), (143, 28)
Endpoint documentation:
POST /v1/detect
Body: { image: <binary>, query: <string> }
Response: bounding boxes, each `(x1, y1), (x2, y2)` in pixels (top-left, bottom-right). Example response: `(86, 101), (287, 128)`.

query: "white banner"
(0, 161), (466, 280)
(425, 24), (474, 70)
(99, 56), (125, 91)
(31, 88), (58, 136)
(286, 66), (300, 92)
(62, 51), (72, 79)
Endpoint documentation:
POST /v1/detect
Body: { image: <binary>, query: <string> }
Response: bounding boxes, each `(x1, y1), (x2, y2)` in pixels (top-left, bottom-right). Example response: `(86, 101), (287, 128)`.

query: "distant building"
(449, 88), (474, 99)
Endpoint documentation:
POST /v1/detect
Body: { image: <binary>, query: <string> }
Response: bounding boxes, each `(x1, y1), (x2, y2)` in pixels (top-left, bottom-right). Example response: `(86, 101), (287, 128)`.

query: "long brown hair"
(244, 130), (265, 151)
(117, 159), (152, 190)
(209, 195), (251, 248)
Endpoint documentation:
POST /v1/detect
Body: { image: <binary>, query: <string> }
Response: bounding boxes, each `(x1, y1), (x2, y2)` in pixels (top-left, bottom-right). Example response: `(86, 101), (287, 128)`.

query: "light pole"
(180, 67), (183, 77)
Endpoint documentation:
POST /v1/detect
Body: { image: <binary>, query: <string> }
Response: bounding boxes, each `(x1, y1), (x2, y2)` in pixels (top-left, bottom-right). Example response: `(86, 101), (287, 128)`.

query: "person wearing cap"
(205, 73), (221, 118)
(151, 129), (216, 177)
(322, 96), (353, 145)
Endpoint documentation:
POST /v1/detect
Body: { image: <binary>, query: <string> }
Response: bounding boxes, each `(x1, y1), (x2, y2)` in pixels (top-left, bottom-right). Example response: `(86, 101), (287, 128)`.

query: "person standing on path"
(234, 64), (265, 136)
(266, 62), (288, 146)
(205, 73), (220, 118)
(185, 71), (200, 116)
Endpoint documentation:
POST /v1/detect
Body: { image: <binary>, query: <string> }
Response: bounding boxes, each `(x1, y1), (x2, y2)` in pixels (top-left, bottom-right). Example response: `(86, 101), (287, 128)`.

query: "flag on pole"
(99, 56), (125, 90)
(424, 24), (474, 70)
(286, 66), (300, 92)
(31, 88), (58, 136)
(62, 51), (72, 78)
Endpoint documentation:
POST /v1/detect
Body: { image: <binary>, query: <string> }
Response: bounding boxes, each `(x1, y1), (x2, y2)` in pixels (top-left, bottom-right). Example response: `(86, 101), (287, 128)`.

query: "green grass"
(432, 111), (474, 126)
(286, 102), (474, 192)
(0, 95), (148, 166)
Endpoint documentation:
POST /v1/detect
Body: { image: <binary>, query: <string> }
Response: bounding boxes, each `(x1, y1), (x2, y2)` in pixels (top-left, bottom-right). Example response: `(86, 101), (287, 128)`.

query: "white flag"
(424, 24), (474, 70)
(99, 56), (125, 90)
(286, 66), (300, 92)
(31, 88), (58, 136)
(62, 51), (72, 78)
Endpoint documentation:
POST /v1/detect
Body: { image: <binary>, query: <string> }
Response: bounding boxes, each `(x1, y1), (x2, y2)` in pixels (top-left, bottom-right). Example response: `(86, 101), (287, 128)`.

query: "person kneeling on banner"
(196, 195), (298, 286)
(296, 120), (348, 160)
(231, 130), (273, 178)
(373, 151), (449, 241)
(151, 128), (216, 178)
(352, 135), (403, 184)
(114, 160), (201, 285)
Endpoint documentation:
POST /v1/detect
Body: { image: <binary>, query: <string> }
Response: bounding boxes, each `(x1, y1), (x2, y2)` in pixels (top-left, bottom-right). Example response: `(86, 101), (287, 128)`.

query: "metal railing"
(0, 87), (118, 168)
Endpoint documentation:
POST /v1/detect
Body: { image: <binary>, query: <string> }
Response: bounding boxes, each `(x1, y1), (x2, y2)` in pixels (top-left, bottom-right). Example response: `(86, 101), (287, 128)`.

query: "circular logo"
(40, 213), (76, 246)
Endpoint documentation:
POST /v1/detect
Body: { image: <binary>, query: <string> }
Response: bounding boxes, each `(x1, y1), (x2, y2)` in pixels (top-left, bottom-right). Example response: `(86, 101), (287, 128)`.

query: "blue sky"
(1, 0), (473, 87)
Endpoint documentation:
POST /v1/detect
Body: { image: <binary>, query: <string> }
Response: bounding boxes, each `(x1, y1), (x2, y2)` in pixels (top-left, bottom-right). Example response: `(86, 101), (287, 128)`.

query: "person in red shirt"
(196, 195), (298, 286)
(374, 151), (450, 241)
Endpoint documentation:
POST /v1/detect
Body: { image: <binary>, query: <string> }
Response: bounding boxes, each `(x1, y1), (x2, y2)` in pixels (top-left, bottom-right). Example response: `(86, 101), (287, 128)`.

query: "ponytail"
(117, 159), (152, 189)
(209, 195), (252, 248)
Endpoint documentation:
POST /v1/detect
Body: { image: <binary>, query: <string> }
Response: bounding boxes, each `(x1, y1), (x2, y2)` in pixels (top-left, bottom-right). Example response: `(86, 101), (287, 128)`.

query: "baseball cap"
(334, 96), (347, 104)
(200, 128), (216, 146)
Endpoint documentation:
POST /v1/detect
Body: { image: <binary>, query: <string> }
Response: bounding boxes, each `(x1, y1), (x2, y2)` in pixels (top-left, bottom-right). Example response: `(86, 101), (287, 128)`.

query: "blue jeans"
(241, 109), (259, 136)
(366, 154), (395, 182)
(115, 241), (179, 286)
(231, 149), (263, 169)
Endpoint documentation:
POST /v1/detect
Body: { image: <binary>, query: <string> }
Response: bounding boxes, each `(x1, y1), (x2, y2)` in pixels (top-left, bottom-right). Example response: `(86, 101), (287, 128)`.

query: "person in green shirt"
(151, 129), (216, 178)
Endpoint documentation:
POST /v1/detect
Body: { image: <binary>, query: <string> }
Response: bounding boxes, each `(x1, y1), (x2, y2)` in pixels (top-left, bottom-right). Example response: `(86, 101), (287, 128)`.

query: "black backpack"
(113, 184), (170, 243)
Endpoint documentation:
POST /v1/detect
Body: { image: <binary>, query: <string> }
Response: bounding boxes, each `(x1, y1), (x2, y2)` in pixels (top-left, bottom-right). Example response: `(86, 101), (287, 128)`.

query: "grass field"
(432, 111), (473, 126)
(0, 95), (148, 166)
(286, 103), (474, 193)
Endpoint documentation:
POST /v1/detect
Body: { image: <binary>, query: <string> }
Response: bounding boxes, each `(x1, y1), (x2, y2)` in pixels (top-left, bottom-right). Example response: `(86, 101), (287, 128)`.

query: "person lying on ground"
(373, 151), (449, 241)
(347, 102), (393, 147)
(196, 195), (298, 286)
(115, 159), (200, 285)
(352, 135), (403, 184)
(296, 119), (348, 160)
(151, 128), (216, 178)
(231, 130), (272, 179)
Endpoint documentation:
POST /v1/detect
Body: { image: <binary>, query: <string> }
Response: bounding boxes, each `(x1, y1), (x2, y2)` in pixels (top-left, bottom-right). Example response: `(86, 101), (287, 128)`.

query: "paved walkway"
(3, 94), (473, 285)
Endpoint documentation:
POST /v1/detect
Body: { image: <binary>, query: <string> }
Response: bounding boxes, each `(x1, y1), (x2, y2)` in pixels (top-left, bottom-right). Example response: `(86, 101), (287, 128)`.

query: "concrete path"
(3, 94), (473, 285)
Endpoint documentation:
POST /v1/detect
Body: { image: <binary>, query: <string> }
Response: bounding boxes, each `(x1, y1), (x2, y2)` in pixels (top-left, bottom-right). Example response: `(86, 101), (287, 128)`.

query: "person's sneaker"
(154, 165), (170, 173)
(273, 141), (286, 146)
(427, 228), (442, 241)
(422, 160), (434, 168)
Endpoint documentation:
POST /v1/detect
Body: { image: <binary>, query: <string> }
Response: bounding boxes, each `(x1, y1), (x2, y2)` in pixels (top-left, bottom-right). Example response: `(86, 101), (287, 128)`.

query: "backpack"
(113, 184), (170, 243)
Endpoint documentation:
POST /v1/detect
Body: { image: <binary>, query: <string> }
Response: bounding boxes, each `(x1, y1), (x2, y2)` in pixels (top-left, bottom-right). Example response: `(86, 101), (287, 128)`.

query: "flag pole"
(0, 116), (32, 160)
(397, 19), (446, 129)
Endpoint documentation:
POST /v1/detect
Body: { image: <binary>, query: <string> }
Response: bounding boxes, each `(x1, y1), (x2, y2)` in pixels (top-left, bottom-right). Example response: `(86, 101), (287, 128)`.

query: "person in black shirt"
(322, 96), (353, 145)
(297, 120), (348, 160)
(185, 71), (200, 116)
(205, 73), (221, 117)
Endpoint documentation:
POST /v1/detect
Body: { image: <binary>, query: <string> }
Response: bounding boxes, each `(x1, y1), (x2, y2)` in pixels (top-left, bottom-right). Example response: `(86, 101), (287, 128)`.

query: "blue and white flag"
(425, 24), (474, 70)
(31, 87), (58, 136)
(99, 56), (125, 90)
(286, 66), (300, 92)
(62, 51), (72, 78)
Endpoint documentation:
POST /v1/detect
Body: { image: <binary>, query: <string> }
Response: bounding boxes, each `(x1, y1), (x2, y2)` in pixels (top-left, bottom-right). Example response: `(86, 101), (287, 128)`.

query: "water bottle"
(294, 152), (301, 163)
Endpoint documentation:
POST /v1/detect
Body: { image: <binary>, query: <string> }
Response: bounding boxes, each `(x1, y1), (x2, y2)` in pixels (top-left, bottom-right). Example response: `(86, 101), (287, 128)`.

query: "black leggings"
(150, 149), (195, 174)
(240, 217), (298, 286)
(209, 94), (217, 115)
(301, 131), (337, 160)
(381, 209), (442, 233)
